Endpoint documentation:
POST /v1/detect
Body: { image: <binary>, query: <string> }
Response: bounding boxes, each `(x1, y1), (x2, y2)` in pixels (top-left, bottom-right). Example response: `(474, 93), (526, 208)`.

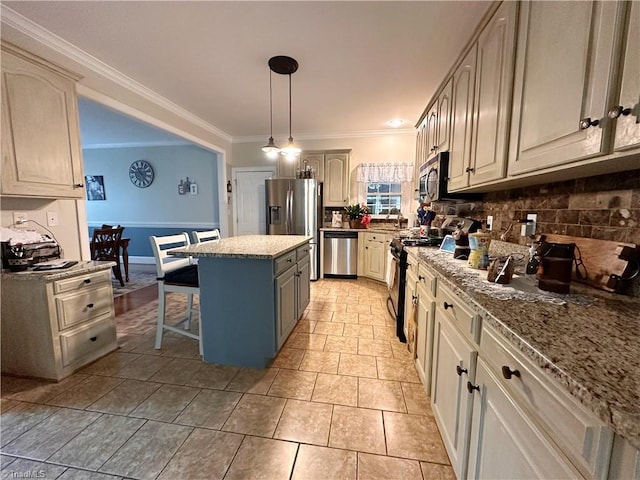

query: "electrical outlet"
(486, 215), (493, 231)
(521, 213), (537, 236)
(13, 212), (28, 224)
(46, 211), (59, 227)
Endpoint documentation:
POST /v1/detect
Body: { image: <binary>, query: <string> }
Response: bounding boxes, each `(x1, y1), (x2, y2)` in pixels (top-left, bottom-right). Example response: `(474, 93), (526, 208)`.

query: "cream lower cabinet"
(1, 42), (85, 198)
(467, 358), (583, 479)
(361, 232), (388, 282)
(0, 267), (117, 381)
(415, 262), (436, 394)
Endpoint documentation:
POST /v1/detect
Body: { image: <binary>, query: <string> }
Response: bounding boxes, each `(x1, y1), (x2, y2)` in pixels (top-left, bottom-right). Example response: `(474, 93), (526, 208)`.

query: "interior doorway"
(232, 167), (276, 235)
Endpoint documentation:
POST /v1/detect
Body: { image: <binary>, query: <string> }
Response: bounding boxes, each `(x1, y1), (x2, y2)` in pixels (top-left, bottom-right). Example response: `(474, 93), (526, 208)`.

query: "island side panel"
(198, 256), (277, 368)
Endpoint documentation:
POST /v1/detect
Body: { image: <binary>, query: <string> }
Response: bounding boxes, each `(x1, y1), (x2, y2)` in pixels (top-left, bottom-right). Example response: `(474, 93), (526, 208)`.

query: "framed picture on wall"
(86, 175), (106, 201)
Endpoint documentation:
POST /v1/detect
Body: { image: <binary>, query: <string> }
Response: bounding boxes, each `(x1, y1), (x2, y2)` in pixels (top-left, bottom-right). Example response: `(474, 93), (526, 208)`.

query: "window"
(365, 182), (402, 216)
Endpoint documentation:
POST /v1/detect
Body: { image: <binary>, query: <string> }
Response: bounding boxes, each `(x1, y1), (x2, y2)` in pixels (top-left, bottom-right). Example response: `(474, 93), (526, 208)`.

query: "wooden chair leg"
(112, 263), (125, 287)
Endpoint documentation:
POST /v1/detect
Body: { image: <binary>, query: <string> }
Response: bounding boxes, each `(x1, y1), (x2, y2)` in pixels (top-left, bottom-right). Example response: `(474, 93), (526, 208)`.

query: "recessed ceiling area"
(2, 1), (492, 141)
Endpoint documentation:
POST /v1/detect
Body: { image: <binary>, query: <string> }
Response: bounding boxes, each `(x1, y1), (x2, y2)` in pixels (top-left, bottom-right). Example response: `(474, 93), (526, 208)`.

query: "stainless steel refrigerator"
(266, 178), (322, 280)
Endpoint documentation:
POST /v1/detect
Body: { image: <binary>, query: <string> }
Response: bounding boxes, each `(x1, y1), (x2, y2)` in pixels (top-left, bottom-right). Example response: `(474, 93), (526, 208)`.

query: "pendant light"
(266, 55), (301, 161)
(261, 69), (280, 159)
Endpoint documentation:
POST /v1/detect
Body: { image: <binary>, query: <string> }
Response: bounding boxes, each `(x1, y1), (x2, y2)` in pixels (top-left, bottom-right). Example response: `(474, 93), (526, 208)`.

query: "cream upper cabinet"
(436, 79), (452, 155)
(425, 103), (438, 162)
(611, 1), (640, 152)
(448, 46), (477, 192)
(1, 43), (85, 198)
(508, 1), (619, 175)
(324, 152), (349, 206)
(469, 0), (517, 186)
(277, 156), (297, 178)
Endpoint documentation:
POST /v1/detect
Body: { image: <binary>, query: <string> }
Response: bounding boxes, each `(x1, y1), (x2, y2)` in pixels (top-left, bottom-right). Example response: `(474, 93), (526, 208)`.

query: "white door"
(233, 168), (275, 236)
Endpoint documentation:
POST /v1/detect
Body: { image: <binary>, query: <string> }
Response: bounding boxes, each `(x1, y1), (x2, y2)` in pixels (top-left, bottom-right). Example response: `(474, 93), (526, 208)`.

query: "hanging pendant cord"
(288, 74), (293, 140)
(269, 70), (274, 138)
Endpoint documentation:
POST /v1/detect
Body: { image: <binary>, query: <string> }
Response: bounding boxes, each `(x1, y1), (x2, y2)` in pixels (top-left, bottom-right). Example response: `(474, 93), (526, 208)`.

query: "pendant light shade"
(261, 69), (280, 158)
(262, 55), (301, 160)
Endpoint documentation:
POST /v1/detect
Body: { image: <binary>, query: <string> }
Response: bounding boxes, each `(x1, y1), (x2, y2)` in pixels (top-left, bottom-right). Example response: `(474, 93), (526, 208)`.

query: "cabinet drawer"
(53, 270), (111, 295)
(481, 324), (613, 480)
(417, 263), (437, 297)
(59, 316), (117, 368)
(435, 282), (479, 343)
(406, 251), (420, 279)
(55, 284), (114, 331)
(275, 251), (297, 276)
(296, 244), (311, 261)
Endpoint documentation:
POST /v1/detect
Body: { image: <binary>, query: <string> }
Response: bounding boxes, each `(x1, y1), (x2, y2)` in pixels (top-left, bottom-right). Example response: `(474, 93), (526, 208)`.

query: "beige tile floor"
(1, 277), (454, 480)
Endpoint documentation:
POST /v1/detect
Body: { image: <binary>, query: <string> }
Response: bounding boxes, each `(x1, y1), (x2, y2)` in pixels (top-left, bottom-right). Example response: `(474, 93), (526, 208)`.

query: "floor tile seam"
(0, 401), (62, 449)
(127, 384), (203, 424)
(151, 420), (197, 480)
(42, 413), (147, 474)
(84, 380), (163, 416)
(4, 408), (104, 465)
(46, 375), (127, 410)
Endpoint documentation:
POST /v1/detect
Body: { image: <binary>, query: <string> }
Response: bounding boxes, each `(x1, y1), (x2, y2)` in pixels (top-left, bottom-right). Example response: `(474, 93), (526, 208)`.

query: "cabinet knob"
(90, 336), (97, 342)
(83, 279), (91, 284)
(501, 365), (521, 380)
(86, 303), (94, 309)
(456, 365), (468, 376)
(579, 117), (600, 130)
(467, 381), (480, 394)
(418, 275), (425, 281)
(287, 258), (292, 263)
(608, 105), (633, 119)
(465, 167), (475, 173)
(73, 183), (85, 188)
(443, 302), (453, 310)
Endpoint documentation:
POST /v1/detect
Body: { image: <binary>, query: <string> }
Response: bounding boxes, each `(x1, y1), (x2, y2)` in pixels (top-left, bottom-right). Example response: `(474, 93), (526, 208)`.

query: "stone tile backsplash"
(431, 169), (640, 296)
(432, 169), (640, 246)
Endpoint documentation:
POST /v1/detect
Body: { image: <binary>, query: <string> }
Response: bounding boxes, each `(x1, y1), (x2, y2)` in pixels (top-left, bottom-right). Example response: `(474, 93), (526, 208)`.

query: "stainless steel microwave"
(418, 152), (451, 201)
(418, 152), (478, 202)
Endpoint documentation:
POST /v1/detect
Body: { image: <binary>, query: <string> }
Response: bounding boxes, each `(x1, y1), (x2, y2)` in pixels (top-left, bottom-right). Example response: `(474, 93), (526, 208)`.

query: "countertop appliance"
(323, 230), (358, 278)
(418, 152), (479, 202)
(1, 238), (61, 271)
(266, 178), (322, 280)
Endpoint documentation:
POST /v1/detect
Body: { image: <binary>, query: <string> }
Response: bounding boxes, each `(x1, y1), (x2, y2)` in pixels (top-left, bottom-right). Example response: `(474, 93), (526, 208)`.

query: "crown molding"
(1, 5), (233, 144)
(234, 128), (416, 144)
(82, 141), (191, 150)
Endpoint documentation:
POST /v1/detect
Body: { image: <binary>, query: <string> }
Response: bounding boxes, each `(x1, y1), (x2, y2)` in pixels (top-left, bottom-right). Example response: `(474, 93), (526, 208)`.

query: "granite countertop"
(170, 235), (312, 260)
(412, 245), (640, 449)
(1, 261), (115, 281)
(321, 226), (401, 234)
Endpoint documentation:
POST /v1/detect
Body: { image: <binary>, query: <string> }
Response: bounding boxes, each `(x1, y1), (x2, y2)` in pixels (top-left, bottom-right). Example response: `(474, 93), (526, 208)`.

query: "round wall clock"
(129, 160), (154, 188)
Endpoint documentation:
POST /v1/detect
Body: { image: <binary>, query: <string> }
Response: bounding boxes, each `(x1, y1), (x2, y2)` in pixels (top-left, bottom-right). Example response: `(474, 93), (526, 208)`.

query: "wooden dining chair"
(90, 226), (125, 286)
(149, 232), (201, 354)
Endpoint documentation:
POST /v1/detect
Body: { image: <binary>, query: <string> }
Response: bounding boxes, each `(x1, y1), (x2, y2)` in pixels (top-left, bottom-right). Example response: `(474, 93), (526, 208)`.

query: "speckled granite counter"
(170, 235), (312, 259)
(1, 261), (115, 281)
(413, 246), (640, 449)
(320, 226), (400, 234)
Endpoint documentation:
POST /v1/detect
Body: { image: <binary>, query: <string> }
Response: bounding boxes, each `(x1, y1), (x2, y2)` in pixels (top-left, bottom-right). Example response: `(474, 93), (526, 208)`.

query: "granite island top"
(170, 235), (312, 260)
(1, 261), (115, 281)
(412, 246), (640, 450)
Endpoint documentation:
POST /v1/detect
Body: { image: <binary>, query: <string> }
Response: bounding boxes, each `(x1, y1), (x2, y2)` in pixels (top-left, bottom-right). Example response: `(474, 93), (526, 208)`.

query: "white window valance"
(356, 162), (414, 183)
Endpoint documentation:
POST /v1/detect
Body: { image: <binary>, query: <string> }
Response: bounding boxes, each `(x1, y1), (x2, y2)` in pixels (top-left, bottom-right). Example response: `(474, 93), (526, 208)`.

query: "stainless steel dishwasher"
(323, 230), (358, 277)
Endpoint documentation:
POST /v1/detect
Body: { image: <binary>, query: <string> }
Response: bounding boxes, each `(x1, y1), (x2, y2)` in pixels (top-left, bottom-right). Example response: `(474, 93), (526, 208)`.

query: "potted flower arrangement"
(344, 203), (371, 229)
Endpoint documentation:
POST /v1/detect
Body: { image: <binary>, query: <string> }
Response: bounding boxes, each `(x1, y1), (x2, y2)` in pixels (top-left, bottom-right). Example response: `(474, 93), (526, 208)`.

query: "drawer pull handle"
(287, 258), (292, 263)
(456, 365), (468, 376)
(579, 117), (600, 130)
(443, 302), (453, 310)
(608, 105), (633, 119)
(467, 381), (480, 394)
(501, 366), (521, 380)
(418, 275), (425, 281)
(83, 279), (91, 284)
(86, 303), (94, 309)
(90, 336), (97, 342)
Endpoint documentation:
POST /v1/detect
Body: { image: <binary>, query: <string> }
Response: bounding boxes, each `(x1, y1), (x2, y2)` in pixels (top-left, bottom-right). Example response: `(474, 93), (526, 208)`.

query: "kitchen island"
(170, 235), (312, 368)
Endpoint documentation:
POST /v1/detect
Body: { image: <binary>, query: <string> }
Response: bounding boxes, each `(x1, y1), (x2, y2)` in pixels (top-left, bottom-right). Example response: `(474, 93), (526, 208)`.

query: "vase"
(349, 219), (364, 229)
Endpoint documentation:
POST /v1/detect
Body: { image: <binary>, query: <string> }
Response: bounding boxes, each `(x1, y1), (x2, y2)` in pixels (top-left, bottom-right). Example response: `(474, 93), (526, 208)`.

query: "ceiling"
(2, 1), (493, 144)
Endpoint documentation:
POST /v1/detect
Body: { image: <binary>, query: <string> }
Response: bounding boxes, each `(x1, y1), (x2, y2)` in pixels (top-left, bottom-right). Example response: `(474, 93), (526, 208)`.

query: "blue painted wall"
(84, 145), (220, 259)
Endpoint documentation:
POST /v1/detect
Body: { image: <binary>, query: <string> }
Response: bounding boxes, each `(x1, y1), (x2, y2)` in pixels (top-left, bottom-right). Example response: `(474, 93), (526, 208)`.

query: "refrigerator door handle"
(286, 189), (293, 234)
